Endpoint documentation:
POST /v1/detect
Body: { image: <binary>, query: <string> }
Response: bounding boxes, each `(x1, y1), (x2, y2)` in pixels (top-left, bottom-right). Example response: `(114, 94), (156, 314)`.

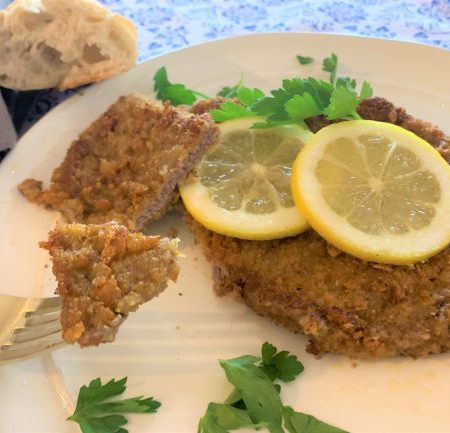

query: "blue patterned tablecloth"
(106, 0), (450, 60)
(1, 0), (449, 159)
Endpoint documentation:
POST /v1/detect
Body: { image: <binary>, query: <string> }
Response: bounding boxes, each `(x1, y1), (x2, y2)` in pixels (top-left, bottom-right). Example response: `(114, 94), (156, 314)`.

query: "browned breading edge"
(19, 94), (219, 231)
(40, 222), (179, 347)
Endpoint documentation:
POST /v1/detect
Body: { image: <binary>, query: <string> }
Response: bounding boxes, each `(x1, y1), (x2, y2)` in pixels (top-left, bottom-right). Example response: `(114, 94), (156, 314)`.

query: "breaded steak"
(40, 222), (179, 347)
(187, 98), (450, 359)
(19, 94), (219, 231)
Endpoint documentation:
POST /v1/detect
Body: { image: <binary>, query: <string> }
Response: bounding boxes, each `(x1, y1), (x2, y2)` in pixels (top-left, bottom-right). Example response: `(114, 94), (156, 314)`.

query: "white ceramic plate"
(1, 33), (450, 433)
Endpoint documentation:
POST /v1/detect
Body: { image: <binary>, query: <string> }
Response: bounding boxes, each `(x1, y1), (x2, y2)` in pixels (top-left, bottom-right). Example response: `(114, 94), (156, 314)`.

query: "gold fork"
(0, 294), (64, 364)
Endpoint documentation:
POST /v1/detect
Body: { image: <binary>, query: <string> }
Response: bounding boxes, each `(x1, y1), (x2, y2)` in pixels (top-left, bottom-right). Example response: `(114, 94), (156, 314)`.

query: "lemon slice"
(292, 120), (450, 265)
(180, 117), (312, 240)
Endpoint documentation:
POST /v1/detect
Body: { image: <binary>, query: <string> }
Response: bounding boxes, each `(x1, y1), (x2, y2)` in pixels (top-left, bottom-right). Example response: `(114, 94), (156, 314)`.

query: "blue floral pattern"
(101, 0), (450, 60)
(17, 0), (450, 134)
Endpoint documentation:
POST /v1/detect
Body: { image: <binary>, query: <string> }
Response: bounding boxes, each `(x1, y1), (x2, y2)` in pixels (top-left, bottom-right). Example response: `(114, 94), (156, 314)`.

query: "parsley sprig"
(68, 377), (161, 433)
(322, 53), (338, 83)
(211, 53), (372, 129)
(211, 86), (265, 122)
(153, 66), (210, 105)
(296, 55), (314, 65)
(198, 342), (348, 433)
(217, 72), (245, 98)
(152, 53), (373, 130)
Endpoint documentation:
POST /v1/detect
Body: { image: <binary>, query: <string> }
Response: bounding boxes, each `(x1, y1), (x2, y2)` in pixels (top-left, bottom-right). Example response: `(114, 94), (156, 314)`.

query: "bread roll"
(0, 0), (137, 90)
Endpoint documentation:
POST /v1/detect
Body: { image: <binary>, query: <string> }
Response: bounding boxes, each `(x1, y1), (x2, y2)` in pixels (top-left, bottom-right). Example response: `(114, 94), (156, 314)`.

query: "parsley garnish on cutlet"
(153, 53), (373, 130)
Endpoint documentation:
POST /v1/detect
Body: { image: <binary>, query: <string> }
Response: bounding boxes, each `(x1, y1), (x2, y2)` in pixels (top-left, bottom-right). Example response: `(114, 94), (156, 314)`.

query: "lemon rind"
(180, 179), (309, 240)
(179, 116), (313, 241)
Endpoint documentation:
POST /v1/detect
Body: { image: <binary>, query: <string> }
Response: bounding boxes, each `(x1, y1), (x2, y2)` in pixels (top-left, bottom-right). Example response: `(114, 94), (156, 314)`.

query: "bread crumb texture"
(40, 222), (180, 347)
(18, 94), (219, 231)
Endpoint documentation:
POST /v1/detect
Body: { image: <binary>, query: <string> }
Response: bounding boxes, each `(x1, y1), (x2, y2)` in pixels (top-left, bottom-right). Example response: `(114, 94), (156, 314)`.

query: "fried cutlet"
(187, 97), (450, 359)
(18, 94), (219, 231)
(40, 222), (180, 347)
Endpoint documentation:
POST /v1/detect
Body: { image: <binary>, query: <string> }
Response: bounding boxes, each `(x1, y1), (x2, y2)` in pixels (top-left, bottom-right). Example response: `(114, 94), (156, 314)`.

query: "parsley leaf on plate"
(250, 77), (332, 128)
(237, 87), (266, 106)
(211, 85), (266, 122)
(324, 80), (373, 120)
(153, 66), (209, 105)
(210, 101), (254, 122)
(219, 355), (284, 432)
(322, 53), (338, 83)
(217, 73), (245, 98)
(197, 342), (346, 433)
(283, 407), (349, 433)
(68, 377), (161, 433)
(360, 80), (373, 100)
(324, 86), (360, 120)
(285, 93), (323, 125)
(198, 403), (267, 433)
(301, 78), (334, 109)
(211, 86), (265, 122)
(296, 55), (314, 65)
(260, 342), (304, 382)
(335, 77), (356, 91)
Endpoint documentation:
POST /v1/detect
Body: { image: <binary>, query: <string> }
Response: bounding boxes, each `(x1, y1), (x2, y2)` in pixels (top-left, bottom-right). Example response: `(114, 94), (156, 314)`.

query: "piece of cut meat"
(40, 222), (180, 347)
(19, 94), (219, 231)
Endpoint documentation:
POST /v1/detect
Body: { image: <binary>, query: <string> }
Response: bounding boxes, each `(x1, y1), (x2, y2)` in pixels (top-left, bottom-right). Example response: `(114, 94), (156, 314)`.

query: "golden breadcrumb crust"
(40, 222), (179, 347)
(19, 94), (219, 231)
(188, 97), (450, 359)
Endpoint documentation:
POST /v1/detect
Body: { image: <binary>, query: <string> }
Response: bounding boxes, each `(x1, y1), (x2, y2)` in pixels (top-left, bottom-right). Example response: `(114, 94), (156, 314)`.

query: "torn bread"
(18, 94), (219, 230)
(40, 222), (180, 346)
(0, 0), (137, 90)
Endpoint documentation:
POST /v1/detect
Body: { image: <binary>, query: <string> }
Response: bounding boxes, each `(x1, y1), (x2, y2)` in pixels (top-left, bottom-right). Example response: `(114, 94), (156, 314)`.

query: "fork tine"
(0, 333), (64, 363)
(25, 310), (60, 326)
(0, 295), (64, 363)
(12, 320), (62, 343)
(35, 297), (61, 309)
(24, 296), (60, 316)
(24, 297), (61, 326)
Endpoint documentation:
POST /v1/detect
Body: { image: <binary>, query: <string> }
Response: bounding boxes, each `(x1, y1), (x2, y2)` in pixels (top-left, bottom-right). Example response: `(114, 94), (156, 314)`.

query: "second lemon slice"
(292, 120), (450, 264)
(180, 117), (312, 240)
